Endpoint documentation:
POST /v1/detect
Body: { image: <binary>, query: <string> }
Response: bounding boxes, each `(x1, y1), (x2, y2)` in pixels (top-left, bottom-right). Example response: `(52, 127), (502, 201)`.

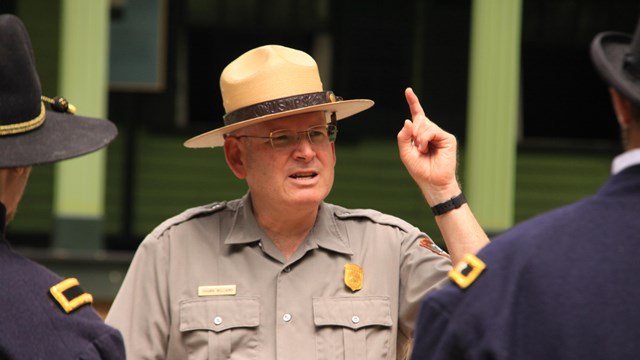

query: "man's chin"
(5, 211), (15, 225)
(287, 191), (328, 207)
(290, 197), (324, 208)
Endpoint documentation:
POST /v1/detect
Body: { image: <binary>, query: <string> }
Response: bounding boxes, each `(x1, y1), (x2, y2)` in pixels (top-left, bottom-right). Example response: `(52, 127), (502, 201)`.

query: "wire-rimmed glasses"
(229, 124), (338, 149)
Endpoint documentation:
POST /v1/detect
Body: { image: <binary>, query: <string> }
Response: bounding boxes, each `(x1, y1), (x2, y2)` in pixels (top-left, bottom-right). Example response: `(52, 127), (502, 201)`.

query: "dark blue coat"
(411, 164), (640, 360)
(0, 203), (125, 359)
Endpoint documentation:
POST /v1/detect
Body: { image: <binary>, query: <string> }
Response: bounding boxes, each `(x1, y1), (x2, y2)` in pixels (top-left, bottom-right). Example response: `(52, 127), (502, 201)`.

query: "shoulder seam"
(334, 208), (415, 233)
(150, 202), (226, 238)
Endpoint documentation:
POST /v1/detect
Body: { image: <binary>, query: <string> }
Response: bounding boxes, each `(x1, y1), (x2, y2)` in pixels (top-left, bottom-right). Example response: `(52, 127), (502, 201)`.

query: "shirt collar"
(224, 193), (264, 246)
(611, 148), (640, 175)
(224, 194), (352, 256)
(312, 202), (353, 255)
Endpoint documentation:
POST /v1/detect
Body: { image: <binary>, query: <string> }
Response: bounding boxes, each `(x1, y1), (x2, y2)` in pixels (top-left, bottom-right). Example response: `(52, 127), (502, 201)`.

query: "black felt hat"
(591, 17), (640, 106)
(0, 14), (117, 168)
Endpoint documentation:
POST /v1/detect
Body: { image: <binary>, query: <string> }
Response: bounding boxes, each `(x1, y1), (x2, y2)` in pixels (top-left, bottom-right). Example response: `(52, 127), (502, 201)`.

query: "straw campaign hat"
(591, 17), (640, 106)
(184, 44), (374, 148)
(0, 14), (117, 168)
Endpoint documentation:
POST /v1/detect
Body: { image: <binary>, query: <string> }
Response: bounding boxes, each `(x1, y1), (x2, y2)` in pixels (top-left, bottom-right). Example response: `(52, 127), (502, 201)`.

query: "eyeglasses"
(229, 124), (338, 149)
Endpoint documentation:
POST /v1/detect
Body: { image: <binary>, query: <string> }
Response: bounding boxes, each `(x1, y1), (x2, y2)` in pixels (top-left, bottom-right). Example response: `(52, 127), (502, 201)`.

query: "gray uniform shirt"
(106, 194), (451, 359)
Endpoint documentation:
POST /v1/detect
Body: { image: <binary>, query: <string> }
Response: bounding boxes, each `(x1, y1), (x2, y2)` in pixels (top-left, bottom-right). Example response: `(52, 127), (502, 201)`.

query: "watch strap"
(431, 193), (467, 216)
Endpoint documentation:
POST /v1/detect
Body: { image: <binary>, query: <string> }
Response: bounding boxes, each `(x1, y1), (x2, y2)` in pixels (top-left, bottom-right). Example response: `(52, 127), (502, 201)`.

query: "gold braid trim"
(0, 102), (46, 136)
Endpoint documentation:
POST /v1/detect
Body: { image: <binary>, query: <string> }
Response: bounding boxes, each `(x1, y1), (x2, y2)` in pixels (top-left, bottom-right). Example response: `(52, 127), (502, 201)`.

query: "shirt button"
(351, 315), (360, 324)
(283, 266), (291, 273)
(283, 313), (292, 322)
(213, 316), (223, 325)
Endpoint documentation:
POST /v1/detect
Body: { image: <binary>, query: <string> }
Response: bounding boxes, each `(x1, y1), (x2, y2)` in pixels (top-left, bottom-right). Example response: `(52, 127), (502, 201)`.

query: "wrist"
(422, 183), (462, 207)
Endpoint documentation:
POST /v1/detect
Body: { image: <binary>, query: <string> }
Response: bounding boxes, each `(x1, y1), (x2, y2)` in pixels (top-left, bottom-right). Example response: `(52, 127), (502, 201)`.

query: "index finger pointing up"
(405, 87), (426, 119)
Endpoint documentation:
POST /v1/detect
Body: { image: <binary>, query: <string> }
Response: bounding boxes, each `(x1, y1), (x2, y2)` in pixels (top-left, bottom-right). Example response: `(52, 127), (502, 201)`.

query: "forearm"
(434, 203), (489, 265)
(419, 180), (489, 265)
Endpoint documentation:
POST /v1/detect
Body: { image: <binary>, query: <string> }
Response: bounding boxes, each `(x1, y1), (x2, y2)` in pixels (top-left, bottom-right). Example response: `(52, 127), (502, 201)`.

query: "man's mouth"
(290, 172), (317, 179)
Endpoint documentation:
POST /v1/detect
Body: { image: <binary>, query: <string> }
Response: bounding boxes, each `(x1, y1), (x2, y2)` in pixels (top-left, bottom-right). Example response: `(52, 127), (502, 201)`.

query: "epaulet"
(448, 254), (486, 289)
(335, 207), (450, 258)
(150, 202), (227, 238)
(334, 208), (416, 232)
(49, 278), (93, 313)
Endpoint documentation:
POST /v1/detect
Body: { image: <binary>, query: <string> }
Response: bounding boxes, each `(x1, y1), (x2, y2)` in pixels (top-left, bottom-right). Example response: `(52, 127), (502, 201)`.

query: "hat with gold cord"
(0, 14), (117, 168)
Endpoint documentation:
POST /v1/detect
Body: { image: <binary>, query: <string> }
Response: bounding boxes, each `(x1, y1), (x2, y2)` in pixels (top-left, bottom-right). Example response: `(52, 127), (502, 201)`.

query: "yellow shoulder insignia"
(49, 278), (93, 313)
(448, 254), (486, 289)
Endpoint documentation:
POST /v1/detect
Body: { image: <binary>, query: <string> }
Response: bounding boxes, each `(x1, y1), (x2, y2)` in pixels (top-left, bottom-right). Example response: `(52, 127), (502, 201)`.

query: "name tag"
(198, 285), (237, 297)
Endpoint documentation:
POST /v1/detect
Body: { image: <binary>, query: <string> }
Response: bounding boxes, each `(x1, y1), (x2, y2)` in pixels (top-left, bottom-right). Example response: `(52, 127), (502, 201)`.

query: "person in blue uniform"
(410, 17), (640, 360)
(0, 14), (125, 359)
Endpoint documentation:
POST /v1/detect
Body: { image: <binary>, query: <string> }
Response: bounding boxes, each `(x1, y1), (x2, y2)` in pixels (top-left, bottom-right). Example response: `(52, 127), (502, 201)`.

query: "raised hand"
(397, 88), (461, 205)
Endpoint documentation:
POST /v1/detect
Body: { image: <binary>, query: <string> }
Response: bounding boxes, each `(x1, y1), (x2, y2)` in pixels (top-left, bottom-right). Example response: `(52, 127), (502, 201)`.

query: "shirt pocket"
(179, 296), (260, 360)
(313, 296), (393, 360)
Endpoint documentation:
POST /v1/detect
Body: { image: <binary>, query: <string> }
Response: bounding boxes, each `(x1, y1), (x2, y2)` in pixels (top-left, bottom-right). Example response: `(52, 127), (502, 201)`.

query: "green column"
(464, 0), (522, 234)
(53, 0), (110, 250)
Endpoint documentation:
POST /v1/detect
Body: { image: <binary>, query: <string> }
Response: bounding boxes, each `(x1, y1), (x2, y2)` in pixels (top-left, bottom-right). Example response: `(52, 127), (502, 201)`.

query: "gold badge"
(344, 263), (363, 292)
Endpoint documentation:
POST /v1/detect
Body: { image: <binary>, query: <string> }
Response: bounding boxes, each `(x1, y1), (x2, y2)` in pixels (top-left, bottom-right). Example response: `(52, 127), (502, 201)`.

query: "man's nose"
(292, 134), (316, 160)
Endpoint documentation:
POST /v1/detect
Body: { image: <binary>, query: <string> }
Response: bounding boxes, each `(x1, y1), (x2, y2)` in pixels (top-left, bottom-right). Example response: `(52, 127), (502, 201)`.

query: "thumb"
(397, 119), (413, 147)
(397, 120), (416, 162)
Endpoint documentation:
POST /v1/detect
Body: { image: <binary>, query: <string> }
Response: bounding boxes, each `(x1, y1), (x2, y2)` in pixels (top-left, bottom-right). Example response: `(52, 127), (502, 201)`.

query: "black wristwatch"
(431, 193), (467, 216)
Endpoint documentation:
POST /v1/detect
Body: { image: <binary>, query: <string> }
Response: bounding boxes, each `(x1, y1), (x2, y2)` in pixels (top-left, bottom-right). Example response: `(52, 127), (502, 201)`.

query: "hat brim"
(591, 31), (640, 106)
(0, 111), (117, 168)
(184, 99), (374, 148)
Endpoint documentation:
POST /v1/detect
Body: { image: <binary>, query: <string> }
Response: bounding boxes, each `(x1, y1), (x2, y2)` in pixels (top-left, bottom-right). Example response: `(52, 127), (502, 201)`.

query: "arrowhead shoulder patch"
(419, 238), (450, 258)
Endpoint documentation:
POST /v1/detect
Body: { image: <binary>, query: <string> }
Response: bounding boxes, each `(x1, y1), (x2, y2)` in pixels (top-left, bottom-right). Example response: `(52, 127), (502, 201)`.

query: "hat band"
(0, 102), (46, 136)
(223, 91), (340, 125)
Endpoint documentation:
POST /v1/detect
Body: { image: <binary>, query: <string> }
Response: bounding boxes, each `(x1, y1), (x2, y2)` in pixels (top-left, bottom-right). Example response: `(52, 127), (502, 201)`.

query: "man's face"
(0, 167), (32, 225)
(224, 112), (336, 211)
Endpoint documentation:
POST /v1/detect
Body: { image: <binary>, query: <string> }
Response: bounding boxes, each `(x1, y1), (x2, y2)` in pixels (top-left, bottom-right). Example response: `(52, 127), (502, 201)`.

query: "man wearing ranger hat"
(107, 44), (489, 359)
(0, 14), (124, 359)
(410, 17), (640, 360)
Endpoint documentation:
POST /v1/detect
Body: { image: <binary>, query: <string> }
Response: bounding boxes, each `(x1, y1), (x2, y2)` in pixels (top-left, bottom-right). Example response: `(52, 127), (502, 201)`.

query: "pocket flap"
(179, 296), (260, 332)
(313, 296), (392, 330)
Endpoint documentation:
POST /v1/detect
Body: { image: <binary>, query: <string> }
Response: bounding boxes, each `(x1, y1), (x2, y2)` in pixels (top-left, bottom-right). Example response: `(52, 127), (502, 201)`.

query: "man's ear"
(224, 137), (247, 179)
(331, 142), (336, 164)
(610, 87), (633, 129)
(14, 167), (30, 176)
